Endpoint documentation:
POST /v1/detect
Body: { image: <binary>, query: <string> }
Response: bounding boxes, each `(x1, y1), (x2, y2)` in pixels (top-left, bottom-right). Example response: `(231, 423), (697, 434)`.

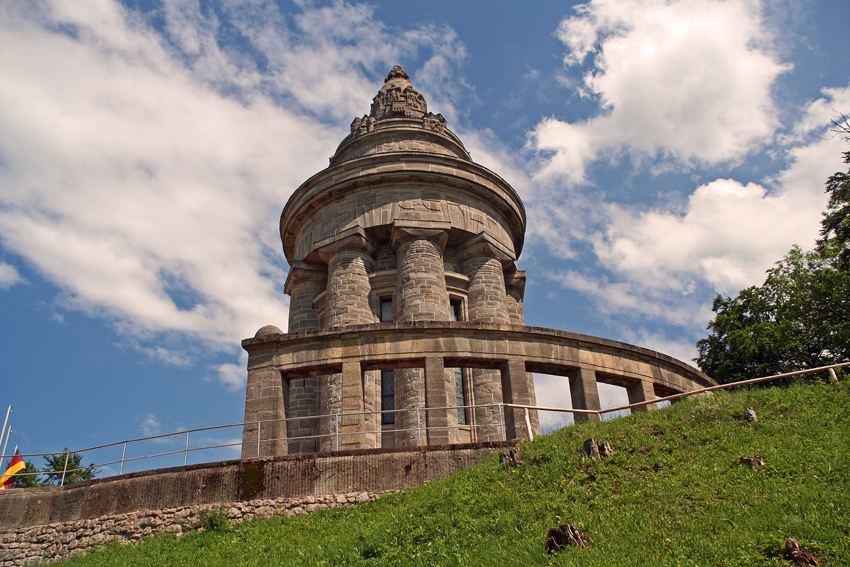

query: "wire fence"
(1, 362), (845, 487)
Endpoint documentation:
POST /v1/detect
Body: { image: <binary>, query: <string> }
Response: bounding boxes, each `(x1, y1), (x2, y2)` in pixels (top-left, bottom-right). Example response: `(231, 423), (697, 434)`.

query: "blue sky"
(1, 0), (848, 474)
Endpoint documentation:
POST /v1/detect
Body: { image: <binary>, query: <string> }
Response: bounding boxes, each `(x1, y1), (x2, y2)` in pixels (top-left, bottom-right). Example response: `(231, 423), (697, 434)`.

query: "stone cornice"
(280, 152), (526, 264)
(241, 321), (713, 389)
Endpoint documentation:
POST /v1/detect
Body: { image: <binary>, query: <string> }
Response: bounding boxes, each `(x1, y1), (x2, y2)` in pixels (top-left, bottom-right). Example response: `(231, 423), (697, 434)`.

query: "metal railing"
(251, 403), (506, 454)
(1, 362), (844, 487)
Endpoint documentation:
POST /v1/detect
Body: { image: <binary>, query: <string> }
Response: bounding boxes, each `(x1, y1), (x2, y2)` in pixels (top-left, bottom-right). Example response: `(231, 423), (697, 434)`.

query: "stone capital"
(315, 226), (376, 263)
(505, 270), (526, 301)
(284, 261), (327, 295)
(458, 232), (516, 266)
(390, 219), (451, 251)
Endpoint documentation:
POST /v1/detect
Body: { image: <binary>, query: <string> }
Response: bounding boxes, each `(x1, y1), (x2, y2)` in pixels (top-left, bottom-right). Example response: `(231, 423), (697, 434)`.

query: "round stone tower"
(240, 66), (715, 459)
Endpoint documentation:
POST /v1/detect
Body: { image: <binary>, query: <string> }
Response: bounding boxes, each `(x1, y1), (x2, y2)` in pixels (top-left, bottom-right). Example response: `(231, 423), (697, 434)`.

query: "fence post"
(257, 421), (261, 457)
(525, 408), (534, 441)
(335, 414), (340, 451)
(184, 431), (190, 466)
(416, 408), (422, 446)
(60, 450), (70, 487)
(120, 441), (127, 475)
(498, 404), (505, 441)
(829, 368), (839, 382)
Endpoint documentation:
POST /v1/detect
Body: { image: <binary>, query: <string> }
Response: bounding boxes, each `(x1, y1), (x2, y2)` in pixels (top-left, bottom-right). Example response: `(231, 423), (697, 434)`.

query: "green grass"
(64, 380), (850, 566)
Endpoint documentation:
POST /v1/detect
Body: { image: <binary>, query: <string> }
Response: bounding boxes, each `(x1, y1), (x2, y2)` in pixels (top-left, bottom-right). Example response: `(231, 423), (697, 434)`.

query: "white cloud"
(215, 363), (247, 391)
(593, 85), (850, 296)
(537, 81), (849, 351)
(529, 0), (789, 184)
(0, 262), (24, 289)
(0, 1), (469, 380)
(138, 413), (163, 437)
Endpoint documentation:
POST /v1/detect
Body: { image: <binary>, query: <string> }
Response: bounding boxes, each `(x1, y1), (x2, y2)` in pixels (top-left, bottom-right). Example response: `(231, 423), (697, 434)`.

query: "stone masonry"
(241, 65), (715, 458)
(0, 492), (384, 566)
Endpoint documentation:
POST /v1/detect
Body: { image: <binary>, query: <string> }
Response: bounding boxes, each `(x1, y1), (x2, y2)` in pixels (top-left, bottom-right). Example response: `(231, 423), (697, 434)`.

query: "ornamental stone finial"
(385, 64), (409, 82)
(370, 64), (427, 120)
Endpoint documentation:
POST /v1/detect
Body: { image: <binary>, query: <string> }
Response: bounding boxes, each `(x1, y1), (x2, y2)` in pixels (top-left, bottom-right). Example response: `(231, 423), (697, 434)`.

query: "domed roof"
(329, 65), (471, 165)
(254, 324), (283, 338)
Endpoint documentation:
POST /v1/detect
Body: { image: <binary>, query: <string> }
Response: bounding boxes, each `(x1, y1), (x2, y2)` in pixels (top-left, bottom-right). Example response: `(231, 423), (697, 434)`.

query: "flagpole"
(0, 405), (10, 470)
(0, 425), (10, 472)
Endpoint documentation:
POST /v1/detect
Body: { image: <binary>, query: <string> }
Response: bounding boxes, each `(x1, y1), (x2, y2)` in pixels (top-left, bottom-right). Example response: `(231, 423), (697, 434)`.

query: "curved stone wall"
(280, 153), (526, 265)
(240, 322), (714, 459)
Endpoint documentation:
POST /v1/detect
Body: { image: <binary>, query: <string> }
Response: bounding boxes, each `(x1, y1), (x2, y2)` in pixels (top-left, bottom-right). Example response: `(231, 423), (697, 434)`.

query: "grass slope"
(64, 381), (850, 566)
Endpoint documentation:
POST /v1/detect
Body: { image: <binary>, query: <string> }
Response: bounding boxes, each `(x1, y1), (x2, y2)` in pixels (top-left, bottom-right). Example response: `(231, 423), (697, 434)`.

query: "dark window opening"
(449, 299), (462, 321)
(381, 369), (395, 424)
(380, 298), (393, 322)
(455, 368), (467, 425)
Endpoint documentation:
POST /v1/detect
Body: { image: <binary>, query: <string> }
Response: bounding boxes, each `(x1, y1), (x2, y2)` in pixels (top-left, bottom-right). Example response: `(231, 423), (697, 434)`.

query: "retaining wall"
(0, 491), (384, 566)
(0, 442), (507, 531)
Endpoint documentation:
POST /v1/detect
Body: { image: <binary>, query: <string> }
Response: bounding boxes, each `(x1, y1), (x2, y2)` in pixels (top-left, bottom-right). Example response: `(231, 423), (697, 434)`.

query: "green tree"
(819, 150), (850, 268)
(40, 448), (100, 486)
(12, 461), (44, 488)
(696, 146), (850, 383)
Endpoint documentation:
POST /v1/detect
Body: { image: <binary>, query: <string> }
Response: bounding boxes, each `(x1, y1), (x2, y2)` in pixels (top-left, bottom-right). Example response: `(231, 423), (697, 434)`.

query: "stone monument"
(240, 66), (714, 458)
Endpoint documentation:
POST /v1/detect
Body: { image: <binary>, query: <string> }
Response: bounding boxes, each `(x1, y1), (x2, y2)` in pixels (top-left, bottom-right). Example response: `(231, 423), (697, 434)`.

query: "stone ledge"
(240, 322), (712, 388)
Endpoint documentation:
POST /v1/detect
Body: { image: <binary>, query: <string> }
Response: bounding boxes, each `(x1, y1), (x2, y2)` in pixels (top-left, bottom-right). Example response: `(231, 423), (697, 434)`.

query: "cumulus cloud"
(543, 83), (849, 341)
(0, 1), (469, 378)
(593, 86), (849, 294)
(0, 262), (25, 289)
(215, 363), (247, 391)
(138, 413), (163, 437)
(529, 0), (789, 184)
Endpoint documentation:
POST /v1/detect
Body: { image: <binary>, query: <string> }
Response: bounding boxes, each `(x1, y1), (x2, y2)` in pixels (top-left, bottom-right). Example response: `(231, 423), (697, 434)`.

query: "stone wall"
(0, 491), (384, 566)
(0, 443), (506, 531)
(0, 443), (508, 564)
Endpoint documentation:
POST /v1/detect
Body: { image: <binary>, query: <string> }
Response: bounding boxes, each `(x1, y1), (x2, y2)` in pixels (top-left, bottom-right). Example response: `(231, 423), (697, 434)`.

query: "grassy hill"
(64, 380), (849, 566)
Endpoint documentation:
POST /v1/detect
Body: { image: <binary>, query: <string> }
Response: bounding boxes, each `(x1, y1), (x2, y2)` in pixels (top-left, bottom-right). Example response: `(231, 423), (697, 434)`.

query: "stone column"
(393, 225), (450, 322)
(504, 270), (540, 436)
(282, 263), (326, 453)
(316, 229), (376, 451)
(241, 348), (287, 459)
(500, 359), (534, 440)
(627, 380), (658, 412)
(424, 356), (456, 445)
(460, 234), (514, 441)
(323, 253), (374, 329)
(338, 361), (365, 449)
(391, 222), (452, 447)
(285, 261), (326, 333)
(570, 368), (602, 423)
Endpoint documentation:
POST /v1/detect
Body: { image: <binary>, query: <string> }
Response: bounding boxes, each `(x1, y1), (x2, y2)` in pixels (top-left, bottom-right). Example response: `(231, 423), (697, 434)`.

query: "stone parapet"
(242, 322), (714, 393)
(0, 443), (509, 532)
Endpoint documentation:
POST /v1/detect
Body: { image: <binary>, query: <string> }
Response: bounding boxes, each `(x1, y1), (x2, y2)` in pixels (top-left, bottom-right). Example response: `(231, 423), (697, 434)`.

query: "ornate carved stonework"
(370, 64), (428, 121)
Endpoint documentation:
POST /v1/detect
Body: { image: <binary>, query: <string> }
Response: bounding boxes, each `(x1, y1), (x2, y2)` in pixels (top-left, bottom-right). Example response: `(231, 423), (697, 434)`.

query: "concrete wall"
(0, 442), (508, 530)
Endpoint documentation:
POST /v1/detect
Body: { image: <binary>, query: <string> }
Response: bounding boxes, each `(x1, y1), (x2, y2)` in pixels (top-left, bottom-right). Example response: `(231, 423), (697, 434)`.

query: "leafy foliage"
(819, 150), (850, 268)
(695, 246), (850, 383)
(696, 149), (850, 383)
(41, 448), (100, 486)
(195, 505), (232, 533)
(12, 448), (100, 487)
(12, 461), (43, 488)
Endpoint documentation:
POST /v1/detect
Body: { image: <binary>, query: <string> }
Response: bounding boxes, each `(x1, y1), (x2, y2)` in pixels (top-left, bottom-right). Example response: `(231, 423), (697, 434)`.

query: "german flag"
(0, 450), (24, 489)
